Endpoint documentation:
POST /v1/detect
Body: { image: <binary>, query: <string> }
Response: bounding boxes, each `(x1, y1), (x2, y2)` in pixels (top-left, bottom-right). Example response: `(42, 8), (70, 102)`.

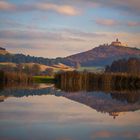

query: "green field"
(77, 67), (104, 73)
(33, 76), (55, 83)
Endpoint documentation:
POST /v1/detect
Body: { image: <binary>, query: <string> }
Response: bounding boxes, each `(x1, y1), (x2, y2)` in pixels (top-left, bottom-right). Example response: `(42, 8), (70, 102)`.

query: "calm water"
(0, 84), (140, 140)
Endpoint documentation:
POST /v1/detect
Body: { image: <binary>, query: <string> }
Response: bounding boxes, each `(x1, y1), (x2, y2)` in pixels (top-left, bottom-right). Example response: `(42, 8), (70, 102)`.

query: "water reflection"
(0, 84), (140, 140)
(0, 84), (140, 119)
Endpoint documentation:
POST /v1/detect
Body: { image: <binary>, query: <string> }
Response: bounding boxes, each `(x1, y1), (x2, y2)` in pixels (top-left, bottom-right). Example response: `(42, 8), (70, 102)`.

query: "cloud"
(0, 29), (106, 41)
(36, 3), (80, 16)
(0, 1), (16, 11)
(62, 29), (106, 38)
(95, 18), (140, 27)
(0, 28), (107, 57)
(0, 0), (140, 16)
(0, 30), (60, 40)
(127, 21), (140, 27)
(0, 28), (140, 57)
(42, 0), (140, 15)
(72, 0), (140, 15)
(0, 1), (80, 16)
(0, 29), (140, 46)
(110, 0), (140, 12)
(95, 19), (119, 26)
(94, 0), (140, 15)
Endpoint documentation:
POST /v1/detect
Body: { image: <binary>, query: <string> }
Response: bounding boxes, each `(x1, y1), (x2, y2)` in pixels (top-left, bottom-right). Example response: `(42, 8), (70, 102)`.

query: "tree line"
(0, 53), (75, 66)
(105, 57), (140, 74)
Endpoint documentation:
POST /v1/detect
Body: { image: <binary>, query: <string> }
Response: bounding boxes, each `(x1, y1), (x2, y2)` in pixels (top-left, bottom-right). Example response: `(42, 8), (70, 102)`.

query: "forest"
(105, 57), (140, 74)
(0, 53), (75, 66)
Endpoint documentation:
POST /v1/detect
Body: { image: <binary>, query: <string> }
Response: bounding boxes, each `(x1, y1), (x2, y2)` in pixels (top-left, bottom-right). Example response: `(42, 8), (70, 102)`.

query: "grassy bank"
(33, 76), (55, 83)
(0, 70), (55, 84)
(77, 66), (104, 73)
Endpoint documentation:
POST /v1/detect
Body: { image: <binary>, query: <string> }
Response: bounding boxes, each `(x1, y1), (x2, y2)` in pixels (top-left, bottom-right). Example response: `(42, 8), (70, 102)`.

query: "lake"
(0, 84), (140, 140)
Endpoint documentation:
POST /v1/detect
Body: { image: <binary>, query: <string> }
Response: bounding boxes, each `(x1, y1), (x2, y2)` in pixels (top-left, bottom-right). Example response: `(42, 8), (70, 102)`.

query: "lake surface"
(0, 84), (140, 140)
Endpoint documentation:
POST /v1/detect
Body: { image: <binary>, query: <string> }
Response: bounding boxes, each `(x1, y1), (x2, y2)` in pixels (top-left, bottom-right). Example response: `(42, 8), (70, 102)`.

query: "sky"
(0, 0), (140, 58)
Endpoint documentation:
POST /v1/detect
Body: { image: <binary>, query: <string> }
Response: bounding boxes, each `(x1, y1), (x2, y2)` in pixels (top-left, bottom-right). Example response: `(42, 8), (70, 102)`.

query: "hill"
(0, 39), (140, 67)
(0, 62), (74, 72)
(0, 47), (9, 55)
(0, 53), (75, 66)
(21, 63), (74, 71)
(67, 45), (140, 66)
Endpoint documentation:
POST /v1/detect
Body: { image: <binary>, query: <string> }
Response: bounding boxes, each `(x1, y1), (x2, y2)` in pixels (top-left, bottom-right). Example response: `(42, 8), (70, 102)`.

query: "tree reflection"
(0, 83), (140, 119)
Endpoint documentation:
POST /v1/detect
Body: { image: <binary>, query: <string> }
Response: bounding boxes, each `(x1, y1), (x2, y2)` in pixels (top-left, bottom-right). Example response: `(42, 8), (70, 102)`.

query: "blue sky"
(0, 0), (140, 57)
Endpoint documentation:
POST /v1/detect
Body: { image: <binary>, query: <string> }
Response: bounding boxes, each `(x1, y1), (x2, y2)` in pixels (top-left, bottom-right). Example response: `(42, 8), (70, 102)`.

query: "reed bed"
(0, 70), (33, 84)
(55, 71), (140, 92)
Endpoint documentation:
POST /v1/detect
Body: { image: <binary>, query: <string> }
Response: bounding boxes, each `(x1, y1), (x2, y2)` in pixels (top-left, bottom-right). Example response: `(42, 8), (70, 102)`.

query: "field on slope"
(77, 67), (104, 73)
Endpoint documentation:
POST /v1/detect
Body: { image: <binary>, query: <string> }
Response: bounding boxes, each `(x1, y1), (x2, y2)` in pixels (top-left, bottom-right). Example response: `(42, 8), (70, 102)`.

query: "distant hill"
(0, 53), (75, 66)
(0, 40), (140, 67)
(0, 47), (9, 55)
(67, 45), (140, 66)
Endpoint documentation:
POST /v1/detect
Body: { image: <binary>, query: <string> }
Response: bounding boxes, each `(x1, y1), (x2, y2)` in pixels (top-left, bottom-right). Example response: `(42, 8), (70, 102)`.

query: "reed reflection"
(0, 83), (140, 119)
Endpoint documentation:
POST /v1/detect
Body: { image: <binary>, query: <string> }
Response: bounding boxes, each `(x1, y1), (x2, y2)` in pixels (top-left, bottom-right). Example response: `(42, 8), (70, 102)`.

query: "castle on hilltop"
(110, 38), (127, 47)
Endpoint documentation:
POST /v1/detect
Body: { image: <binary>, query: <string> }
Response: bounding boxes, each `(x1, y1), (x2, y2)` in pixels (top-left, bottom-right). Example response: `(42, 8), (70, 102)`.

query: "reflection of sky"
(0, 0), (140, 57)
(0, 95), (140, 140)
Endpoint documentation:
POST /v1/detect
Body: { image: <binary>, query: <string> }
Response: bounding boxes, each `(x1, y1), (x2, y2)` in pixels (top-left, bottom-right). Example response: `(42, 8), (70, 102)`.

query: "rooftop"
(110, 39), (127, 47)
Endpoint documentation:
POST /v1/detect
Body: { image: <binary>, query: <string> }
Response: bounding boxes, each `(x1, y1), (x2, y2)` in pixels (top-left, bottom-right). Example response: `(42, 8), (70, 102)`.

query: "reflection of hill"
(0, 85), (140, 118)
(60, 91), (140, 114)
(110, 92), (140, 103)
